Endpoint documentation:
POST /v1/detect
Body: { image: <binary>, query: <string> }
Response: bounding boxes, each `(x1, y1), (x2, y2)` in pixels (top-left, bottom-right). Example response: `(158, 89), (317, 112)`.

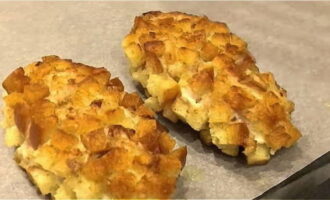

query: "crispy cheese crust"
(122, 11), (301, 165)
(2, 56), (187, 199)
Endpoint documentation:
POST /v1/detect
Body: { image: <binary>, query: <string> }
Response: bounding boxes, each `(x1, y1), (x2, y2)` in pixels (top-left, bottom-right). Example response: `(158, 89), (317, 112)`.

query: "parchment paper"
(0, 1), (329, 199)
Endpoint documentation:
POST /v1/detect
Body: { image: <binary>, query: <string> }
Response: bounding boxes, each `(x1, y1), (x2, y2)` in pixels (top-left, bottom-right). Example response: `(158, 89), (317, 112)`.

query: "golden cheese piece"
(122, 11), (301, 165)
(2, 55), (187, 199)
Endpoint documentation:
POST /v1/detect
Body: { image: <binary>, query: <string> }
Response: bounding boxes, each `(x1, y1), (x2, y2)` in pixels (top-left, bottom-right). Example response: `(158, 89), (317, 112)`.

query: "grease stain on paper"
(181, 165), (204, 182)
(324, 101), (330, 109)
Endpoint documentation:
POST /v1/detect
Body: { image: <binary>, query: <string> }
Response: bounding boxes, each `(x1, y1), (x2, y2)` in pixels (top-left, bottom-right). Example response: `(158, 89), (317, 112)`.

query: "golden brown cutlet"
(2, 55), (187, 199)
(122, 11), (301, 165)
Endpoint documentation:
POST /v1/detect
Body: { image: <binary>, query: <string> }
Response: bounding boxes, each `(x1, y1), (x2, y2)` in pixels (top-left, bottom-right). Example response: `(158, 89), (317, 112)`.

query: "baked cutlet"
(122, 11), (301, 165)
(2, 55), (187, 199)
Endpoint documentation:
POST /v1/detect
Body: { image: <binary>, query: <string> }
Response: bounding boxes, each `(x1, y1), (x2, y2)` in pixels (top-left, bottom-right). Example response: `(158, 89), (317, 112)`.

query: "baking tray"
(0, 1), (329, 199)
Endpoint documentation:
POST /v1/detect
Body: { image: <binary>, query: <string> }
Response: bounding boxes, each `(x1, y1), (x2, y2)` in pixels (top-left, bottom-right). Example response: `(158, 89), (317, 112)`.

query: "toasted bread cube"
(158, 132), (176, 153)
(219, 145), (239, 156)
(208, 101), (234, 123)
(92, 68), (111, 86)
(210, 33), (230, 47)
(81, 156), (107, 181)
(72, 177), (102, 199)
(266, 126), (291, 151)
(230, 33), (247, 50)
(157, 154), (182, 177)
(23, 83), (50, 103)
(185, 103), (208, 131)
(108, 77), (124, 92)
(51, 130), (78, 151)
(136, 104), (155, 118)
(170, 146), (187, 167)
(188, 68), (214, 99)
(13, 103), (31, 134)
(200, 42), (219, 62)
(134, 119), (159, 151)
(171, 97), (189, 123)
(145, 96), (162, 112)
(162, 103), (178, 122)
(177, 47), (199, 66)
(5, 125), (24, 147)
(167, 62), (186, 80)
(120, 92), (143, 110)
(210, 123), (249, 147)
(146, 74), (179, 105)
(34, 145), (58, 172)
(53, 183), (75, 199)
(124, 43), (145, 68)
(223, 86), (256, 111)
(132, 70), (149, 87)
(81, 129), (108, 153)
(144, 40), (165, 56)
(106, 172), (137, 198)
(106, 108), (136, 130)
(246, 144), (270, 165)
(28, 167), (60, 195)
(2, 67), (30, 94)
(173, 90), (208, 131)
(145, 52), (163, 73)
(3, 92), (25, 108)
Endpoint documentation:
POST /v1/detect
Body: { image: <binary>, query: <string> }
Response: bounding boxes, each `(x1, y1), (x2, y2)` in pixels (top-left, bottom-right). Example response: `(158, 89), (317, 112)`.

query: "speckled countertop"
(0, 1), (329, 199)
